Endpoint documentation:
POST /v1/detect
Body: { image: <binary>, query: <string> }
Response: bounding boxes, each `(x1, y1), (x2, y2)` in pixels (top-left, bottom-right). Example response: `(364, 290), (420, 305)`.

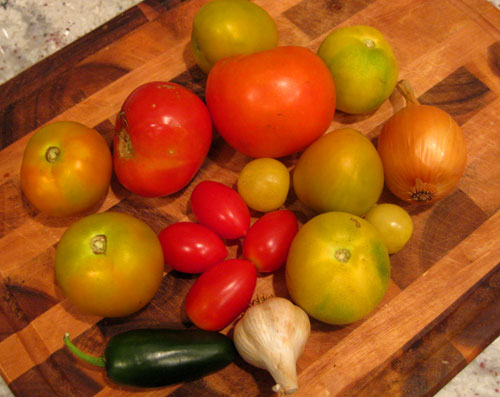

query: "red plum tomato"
(185, 259), (257, 331)
(243, 210), (299, 272)
(20, 121), (112, 217)
(190, 180), (250, 239)
(206, 46), (336, 158)
(55, 212), (165, 318)
(158, 222), (228, 273)
(113, 82), (212, 197)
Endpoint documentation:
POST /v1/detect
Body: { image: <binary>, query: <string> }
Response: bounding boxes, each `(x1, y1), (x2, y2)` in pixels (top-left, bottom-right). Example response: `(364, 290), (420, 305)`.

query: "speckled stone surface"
(0, 0), (142, 84)
(1, 1), (500, 396)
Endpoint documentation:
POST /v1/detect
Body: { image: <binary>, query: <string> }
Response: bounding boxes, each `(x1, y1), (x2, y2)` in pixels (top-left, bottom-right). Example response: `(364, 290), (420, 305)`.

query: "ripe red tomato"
(243, 210), (299, 272)
(113, 82), (212, 197)
(158, 222), (228, 273)
(185, 259), (257, 331)
(190, 181), (250, 239)
(20, 121), (112, 217)
(206, 46), (336, 158)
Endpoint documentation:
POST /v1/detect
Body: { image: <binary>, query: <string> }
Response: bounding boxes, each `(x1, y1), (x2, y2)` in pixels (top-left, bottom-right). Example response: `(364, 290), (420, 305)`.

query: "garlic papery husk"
(233, 296), (310, 394)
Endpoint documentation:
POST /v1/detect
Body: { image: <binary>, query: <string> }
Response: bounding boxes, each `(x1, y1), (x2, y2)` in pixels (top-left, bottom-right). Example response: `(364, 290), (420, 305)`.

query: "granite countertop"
(1, 1), (500, 396)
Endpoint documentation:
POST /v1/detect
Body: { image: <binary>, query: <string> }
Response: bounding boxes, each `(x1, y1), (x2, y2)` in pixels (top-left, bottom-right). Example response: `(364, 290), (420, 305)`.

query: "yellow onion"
(377, 80), (467, 204)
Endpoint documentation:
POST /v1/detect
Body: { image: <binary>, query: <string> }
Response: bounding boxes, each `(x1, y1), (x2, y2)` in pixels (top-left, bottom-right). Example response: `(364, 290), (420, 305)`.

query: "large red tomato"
(113, 82), (212, 197)
(206, 46), (336, 158)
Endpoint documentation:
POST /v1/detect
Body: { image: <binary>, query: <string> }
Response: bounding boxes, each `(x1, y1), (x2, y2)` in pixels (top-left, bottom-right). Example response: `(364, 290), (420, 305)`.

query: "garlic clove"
(234, 296), (310, 394)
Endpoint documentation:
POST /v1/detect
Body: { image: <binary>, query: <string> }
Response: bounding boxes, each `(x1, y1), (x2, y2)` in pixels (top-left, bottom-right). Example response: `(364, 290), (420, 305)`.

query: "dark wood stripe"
(343, 262), (500, 397)
(488, 41), (500, 77)
(390, 189), (488, 289)
(171, 65), (208, 102)
(0, 62), (130, 151)
(143, 0), (190, 13)
(0, 248), (60, 343)
(9, 345), (103, 397)
(284, 0), (377, 39)
(418, 66), (496, 126)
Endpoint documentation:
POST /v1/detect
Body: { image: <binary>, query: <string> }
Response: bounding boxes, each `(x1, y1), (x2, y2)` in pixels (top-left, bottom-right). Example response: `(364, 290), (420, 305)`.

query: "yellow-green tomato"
(237, 158), (290, 212)
(317, 25), (398, 114)
(364, 203), (413, 254)
(20, 121), (112, 217)
(286, 211), (390, 325)
(191, 0), (278, 74)
(55, 212), (164, 318)
(292, 128), (384, 216)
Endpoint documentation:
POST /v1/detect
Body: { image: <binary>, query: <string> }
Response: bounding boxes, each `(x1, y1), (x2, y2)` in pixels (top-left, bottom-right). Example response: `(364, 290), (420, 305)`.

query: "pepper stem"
(396, 80), (420, 105)
(63, 333), (106, 367)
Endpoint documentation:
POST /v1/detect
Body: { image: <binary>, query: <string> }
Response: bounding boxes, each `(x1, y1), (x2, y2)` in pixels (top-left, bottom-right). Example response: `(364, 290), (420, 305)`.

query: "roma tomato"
(20, 121), (112, 217)
(191, 0), (278, 73)
(286, 212), (390, 325)
(206, 46), (336, 158)
(158, 222), (228, 273)
(113, 82), (212, 197)
(55, 212), (165, 318)
(190, 181), (250, 239)
(293, 128), (384, 216)
(185, 259), (257, 331)
(243, 210), (298, 273)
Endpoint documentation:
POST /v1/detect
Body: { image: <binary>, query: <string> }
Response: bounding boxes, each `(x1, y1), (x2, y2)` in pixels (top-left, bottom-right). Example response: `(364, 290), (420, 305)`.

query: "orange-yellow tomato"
(286, 211), (390, 325)
(55, 212), (165, 318)
(20, 121), (112, 217)
(292, 128), (384, 216)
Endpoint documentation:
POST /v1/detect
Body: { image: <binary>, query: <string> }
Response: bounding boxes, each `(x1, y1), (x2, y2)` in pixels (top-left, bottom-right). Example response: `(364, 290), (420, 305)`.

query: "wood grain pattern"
(1, 0), (500, 396)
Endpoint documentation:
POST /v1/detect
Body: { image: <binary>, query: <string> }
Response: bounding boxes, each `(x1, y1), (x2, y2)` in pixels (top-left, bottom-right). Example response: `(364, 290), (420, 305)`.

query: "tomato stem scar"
(334, 248), (351, 263)
(45, 146), (61, 163)
(363, 38), (375, 48)
(91, 235), (107, 255)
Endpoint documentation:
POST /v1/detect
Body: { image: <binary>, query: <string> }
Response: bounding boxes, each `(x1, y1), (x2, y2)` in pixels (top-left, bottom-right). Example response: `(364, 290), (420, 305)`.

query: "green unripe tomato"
(364, 203), (413, 254)
(191, 0), (278, 74)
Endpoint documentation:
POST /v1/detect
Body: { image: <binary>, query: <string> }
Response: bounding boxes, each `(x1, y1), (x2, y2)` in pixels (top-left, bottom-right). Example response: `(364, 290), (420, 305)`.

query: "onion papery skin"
(377, 103), (467, 204)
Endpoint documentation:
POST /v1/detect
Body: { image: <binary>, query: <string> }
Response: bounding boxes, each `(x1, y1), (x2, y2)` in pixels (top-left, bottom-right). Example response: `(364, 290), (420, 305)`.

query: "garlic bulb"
(233, 296), (310, 394)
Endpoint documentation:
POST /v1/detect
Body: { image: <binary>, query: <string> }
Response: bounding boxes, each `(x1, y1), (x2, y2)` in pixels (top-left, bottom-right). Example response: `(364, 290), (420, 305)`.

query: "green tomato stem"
(63, 333), (106, 368)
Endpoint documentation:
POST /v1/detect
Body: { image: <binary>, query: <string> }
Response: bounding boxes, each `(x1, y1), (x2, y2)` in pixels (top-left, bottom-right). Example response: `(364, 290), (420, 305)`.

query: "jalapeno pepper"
(64, 328), (237, 388)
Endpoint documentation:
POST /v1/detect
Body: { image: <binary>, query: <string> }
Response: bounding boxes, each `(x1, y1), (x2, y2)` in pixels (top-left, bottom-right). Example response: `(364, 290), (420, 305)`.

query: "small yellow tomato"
(237, 158), (290, 212)
(364, 203), (413, 254)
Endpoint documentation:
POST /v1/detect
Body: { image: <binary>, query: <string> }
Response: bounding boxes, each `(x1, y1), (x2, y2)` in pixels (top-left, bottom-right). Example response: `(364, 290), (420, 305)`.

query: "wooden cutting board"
(1, 0), (500, 395)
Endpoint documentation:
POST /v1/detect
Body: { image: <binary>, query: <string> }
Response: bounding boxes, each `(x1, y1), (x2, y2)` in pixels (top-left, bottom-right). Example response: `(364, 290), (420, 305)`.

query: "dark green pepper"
(64, 328), (237, 388)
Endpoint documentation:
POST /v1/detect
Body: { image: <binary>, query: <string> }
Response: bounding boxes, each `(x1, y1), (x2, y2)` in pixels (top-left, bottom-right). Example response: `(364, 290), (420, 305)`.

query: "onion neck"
(397, 80), (420, 106)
